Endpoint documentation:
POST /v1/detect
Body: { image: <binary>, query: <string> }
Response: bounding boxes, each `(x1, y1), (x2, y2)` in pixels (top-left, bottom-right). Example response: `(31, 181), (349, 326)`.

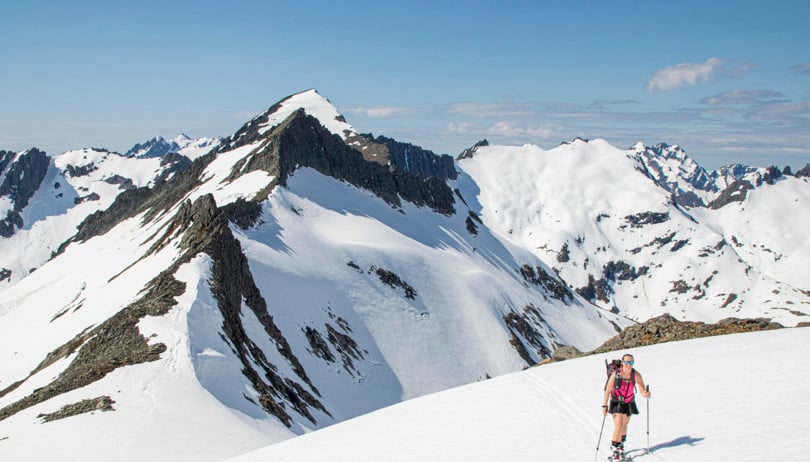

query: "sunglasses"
(623, 360), (634, 365)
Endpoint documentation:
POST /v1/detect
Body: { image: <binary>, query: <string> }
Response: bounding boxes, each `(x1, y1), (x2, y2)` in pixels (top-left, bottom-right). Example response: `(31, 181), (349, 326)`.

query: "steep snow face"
(692, 174), (810, 291)
(458, 140), (810, 325)
(226, 327), (810, 462)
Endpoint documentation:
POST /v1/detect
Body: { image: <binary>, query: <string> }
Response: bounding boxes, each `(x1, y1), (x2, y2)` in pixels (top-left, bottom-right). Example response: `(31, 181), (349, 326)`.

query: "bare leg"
(612, 414), (629, 442)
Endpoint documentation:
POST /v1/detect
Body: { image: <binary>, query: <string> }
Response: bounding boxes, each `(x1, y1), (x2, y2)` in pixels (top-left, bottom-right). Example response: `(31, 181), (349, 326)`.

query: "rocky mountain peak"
(125, 136), (178, 158)
(220, 89), (356, 154)
(223, 108), (456, 214)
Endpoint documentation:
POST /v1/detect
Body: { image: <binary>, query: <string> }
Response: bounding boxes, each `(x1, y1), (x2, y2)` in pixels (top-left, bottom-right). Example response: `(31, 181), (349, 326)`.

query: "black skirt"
(608, 399), (639, 415)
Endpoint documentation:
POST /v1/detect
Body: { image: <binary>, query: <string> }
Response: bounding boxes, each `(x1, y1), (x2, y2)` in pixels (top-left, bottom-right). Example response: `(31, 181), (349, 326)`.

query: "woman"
(602, 354), (650, 461)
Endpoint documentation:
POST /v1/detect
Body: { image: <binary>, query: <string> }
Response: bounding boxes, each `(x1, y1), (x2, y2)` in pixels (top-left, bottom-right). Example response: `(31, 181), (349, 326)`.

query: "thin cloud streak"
(700, 89), (782, 106)
(790, 62), (810, 75)
(347, 106), (410, 118)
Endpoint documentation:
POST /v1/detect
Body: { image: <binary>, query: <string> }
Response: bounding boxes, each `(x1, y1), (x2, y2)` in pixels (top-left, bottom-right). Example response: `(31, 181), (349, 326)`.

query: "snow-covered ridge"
(458, 139), (810, 326)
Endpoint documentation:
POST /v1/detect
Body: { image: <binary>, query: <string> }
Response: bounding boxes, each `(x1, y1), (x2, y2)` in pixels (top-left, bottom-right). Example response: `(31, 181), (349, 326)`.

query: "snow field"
(227, 327), (810, 462)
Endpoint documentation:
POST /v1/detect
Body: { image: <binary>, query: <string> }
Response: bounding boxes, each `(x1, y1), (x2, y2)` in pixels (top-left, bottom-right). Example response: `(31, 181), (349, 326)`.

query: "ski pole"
(646, 385), (651, 454)
(594, 412), (607, 462)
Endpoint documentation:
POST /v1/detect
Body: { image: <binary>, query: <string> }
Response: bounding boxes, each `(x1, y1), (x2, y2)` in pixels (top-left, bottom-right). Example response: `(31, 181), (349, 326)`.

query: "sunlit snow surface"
(228, 328), (810, 462)
(458, 140), (810, 325)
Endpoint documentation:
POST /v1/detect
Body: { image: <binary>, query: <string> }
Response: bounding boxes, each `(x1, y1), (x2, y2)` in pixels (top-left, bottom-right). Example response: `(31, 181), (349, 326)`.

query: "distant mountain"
(0, 89), (808, 461)
(460, 139), (809, 324)
(125, 134), (219, 160)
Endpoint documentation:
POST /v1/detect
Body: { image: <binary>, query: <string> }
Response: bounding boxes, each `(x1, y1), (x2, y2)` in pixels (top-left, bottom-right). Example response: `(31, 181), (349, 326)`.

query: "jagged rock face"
(0, 150), (15, 174)
(346, 133), (458, 180)
(125, 136), (179, 158)
(457, 139), (489, 160)
(796, 163), (810, 178)
(228, 109), (456, 215)
(708, 179), (754, 209)
(637, 143), (714, 190)
(368, 134), (457, 180)
(179, 195), (328, 426)
(0, 148), (49, 237)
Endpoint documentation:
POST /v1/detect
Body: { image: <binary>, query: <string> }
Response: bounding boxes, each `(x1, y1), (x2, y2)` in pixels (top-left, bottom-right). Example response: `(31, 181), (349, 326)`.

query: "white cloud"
(647, 58), (722, 92)
(446, 122), (471, 134)
(347, 106), (409, 118)
(487, 121), (557, 139)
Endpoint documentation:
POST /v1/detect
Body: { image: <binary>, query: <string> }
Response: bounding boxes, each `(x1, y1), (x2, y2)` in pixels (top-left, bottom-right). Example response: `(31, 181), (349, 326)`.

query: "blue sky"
(2, 0), (809, 169)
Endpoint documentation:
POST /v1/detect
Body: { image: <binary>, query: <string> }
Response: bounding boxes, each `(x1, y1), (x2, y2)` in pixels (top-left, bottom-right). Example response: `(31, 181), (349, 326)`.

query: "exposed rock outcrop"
(4, 194), (330, 427)
(38, 396), (115, 423)
(457, 139), (489, 160)
(545, 314), (785, 364)
(709, 179), (754, 209)
(0, 148), (50, 237)
(225, 109), (456, 215)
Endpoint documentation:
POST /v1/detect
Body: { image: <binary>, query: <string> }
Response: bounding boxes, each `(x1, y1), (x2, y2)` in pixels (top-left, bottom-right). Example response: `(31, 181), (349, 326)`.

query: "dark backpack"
(604, 359), (636, 400)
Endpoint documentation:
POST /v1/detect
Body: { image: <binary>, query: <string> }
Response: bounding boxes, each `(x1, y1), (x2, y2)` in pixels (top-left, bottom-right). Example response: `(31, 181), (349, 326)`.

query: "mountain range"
(0, 89), (807, 461)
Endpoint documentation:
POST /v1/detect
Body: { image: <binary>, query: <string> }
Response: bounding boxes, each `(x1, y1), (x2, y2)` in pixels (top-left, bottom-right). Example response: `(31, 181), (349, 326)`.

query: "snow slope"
(228, 327), (810, 462)
(0, 91), (626, 461)
(0, 148), (182, 290)
(458, 140), (810, 325)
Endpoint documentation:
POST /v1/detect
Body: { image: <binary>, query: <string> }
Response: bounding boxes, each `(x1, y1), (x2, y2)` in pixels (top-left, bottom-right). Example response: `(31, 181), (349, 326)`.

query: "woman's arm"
(635, 371), (651, 398)
(602, 373), (615, 415)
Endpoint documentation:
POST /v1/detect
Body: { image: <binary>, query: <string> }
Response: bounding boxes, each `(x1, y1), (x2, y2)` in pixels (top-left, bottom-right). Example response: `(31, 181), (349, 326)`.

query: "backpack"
(604, 359), (636, 401)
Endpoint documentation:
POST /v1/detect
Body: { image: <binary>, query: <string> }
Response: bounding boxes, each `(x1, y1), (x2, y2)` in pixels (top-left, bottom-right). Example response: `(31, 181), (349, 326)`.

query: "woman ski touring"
(602, 354), (650, 461)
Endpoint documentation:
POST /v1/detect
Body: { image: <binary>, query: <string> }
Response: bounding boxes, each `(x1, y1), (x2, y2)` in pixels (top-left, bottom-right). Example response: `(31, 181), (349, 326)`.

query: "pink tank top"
(612, 371), (636, 402)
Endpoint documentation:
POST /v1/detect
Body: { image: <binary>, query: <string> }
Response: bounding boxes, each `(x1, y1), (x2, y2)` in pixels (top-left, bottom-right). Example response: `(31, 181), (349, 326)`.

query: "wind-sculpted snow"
(459, 139), (810, 325)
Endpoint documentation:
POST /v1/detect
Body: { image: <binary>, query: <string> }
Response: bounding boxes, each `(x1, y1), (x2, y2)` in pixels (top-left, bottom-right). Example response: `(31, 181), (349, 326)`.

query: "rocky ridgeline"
(547, 313), (787, 363)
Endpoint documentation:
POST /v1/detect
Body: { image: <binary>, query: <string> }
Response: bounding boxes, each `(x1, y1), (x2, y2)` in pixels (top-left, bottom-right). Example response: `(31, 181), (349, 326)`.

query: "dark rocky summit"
(222, 109), (456, 215)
